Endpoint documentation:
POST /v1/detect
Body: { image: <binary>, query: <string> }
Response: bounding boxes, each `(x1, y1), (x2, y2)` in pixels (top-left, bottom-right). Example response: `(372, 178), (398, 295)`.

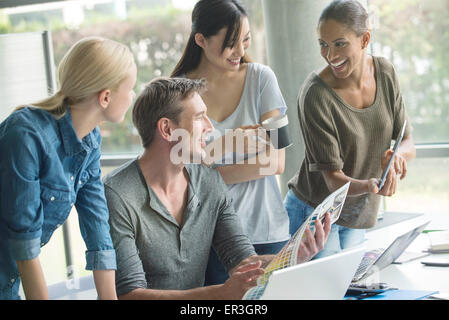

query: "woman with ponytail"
(0, 36), (137, 300)
(172, 0), (291, 286)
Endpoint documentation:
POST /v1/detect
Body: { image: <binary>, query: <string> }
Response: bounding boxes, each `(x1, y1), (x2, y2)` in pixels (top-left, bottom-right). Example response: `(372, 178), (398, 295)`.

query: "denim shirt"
(0, 106), (116, 299)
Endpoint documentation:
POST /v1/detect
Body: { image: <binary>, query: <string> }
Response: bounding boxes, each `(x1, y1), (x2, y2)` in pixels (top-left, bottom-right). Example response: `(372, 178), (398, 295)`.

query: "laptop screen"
(373, 221), (430, 271)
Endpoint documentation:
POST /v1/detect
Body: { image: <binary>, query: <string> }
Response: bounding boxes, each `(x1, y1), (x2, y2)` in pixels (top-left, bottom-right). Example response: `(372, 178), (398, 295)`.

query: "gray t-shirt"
(209, 62), (290, 244)
(288, 56), (411, 229)
(103, 160), (255, 296)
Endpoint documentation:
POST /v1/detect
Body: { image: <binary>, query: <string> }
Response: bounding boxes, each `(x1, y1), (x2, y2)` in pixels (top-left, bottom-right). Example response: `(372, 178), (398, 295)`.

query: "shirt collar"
(184, 164), (201, 206)
(135, 161), (201, 227)
(57, 107), (99, 156)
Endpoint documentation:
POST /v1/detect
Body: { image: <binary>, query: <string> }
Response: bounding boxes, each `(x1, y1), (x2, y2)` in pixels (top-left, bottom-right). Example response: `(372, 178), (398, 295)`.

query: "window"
(1, 0), (266, 156)
(369, 0), (449, 144)
(1, 0), (196, 286)
(2, 0), (193, 155)
(369, 0), (449, 214)
(1, 0), (267, 287)
(383, 157), (449, 214)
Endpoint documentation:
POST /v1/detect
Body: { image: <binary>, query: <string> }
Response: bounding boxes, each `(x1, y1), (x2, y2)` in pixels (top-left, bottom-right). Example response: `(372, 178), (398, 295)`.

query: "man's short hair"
(132, 77), (206, 148)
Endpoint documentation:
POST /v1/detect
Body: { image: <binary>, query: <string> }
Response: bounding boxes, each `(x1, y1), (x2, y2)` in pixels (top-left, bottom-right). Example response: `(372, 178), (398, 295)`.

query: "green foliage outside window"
(371, 0), (449, 143)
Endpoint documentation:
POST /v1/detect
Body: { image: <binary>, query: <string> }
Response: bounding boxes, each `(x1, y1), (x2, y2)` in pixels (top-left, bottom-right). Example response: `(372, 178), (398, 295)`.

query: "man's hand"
(221, 261), (264, 299)
(297, 212), (332, 263)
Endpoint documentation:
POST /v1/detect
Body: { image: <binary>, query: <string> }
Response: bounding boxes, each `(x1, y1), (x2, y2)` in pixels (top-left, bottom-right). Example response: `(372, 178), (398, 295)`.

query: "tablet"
(378, 120), (407, 190)
(421, 258), (449, 267)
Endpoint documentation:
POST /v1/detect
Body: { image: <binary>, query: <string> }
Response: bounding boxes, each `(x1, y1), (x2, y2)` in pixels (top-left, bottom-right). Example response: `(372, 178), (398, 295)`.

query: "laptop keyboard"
(353, 249), (384, 279)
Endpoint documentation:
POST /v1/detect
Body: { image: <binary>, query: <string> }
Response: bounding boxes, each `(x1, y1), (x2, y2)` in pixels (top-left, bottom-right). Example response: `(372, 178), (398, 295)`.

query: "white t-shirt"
(209, 63), (289, 244)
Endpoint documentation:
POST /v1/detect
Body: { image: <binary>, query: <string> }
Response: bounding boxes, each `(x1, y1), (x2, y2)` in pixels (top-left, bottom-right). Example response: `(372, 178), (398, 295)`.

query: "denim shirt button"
(50, 196), (55, 201)
(10, 278), (15, 283)
(70, 176), (74, 181)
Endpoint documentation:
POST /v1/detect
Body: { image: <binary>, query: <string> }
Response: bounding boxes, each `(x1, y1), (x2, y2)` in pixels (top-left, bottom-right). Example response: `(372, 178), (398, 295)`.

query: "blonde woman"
(0, 37), (137, 300)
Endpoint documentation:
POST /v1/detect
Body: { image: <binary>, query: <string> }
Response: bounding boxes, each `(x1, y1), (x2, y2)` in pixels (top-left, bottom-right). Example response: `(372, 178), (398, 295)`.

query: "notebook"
(243, 245), (365, 300)
(427, 230), (449, 252)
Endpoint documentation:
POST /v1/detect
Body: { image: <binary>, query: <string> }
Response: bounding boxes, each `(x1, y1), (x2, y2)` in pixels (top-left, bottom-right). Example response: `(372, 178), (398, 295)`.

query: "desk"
(362, 210), (449, 297)
(44, 211), (449, 300)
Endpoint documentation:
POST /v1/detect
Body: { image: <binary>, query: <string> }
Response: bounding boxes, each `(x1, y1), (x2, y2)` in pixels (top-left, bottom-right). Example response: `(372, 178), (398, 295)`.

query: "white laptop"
(244, 245), (365, 300)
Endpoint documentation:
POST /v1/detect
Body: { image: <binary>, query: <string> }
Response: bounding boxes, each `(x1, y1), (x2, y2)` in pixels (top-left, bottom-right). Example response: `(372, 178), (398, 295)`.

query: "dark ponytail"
(171, 34), (203, 77)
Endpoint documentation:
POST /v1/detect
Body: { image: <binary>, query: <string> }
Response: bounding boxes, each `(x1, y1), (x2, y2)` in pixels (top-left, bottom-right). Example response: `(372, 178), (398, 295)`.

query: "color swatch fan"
(255, 182), (350, 287)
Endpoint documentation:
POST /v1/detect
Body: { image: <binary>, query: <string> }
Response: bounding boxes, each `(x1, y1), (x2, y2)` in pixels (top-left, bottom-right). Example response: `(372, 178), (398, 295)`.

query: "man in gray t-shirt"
(103, 77), (331, 299)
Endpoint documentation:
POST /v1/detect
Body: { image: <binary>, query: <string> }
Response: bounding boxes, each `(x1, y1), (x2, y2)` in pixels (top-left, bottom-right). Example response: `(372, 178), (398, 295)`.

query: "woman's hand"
(375, 149), (407, 196)
(239, 124), (261, 130)
(227, 124), (269, 155)
(202, 124), (270, 167)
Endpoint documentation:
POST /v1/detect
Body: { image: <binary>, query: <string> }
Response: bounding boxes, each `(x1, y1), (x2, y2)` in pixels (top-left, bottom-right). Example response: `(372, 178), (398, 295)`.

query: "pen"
(422, 230), (447, 234)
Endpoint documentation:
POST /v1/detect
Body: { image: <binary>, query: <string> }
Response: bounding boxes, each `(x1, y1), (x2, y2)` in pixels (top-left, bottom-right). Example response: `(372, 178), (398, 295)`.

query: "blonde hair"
(16, 36), (135, 117)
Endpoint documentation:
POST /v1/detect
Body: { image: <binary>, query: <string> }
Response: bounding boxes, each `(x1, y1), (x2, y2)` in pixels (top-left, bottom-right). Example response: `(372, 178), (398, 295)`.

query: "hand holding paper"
(296, 212), (332, 264)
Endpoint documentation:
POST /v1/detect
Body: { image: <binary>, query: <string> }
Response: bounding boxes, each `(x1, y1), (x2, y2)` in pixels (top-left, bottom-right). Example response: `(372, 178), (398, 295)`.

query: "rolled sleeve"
(76, 150), (116, 270)
(85, 249), (117, 270)
(8, 237), (41, 261)
(309, 161), (344, 172)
